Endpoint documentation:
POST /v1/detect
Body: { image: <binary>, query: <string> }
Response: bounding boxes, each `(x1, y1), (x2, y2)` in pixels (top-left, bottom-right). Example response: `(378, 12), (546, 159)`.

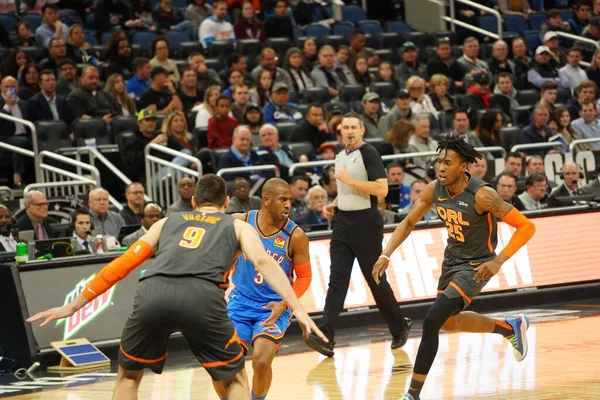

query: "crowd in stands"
(0, 0), (600, 239)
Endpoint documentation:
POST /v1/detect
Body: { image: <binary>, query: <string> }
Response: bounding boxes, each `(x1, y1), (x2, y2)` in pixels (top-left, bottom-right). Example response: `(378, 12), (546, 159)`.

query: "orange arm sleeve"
(292, 261), (312, 299)
(500, 208), (536, 258)
(82, 241), (154, 302)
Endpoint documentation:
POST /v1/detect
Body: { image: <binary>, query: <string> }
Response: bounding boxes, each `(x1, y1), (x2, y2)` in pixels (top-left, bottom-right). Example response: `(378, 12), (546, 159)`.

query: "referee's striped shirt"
(335, 142), (386, 211)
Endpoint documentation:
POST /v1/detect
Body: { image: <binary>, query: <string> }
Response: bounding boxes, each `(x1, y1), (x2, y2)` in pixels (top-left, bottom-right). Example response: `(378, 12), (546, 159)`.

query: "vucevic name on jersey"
(141, 212), (239, 287)
(433, 173), (498, 263)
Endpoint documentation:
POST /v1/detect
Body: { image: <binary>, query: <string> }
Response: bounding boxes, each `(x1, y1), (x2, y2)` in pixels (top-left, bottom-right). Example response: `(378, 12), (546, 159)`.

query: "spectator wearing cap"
(361, 92), (382, 139)
(56, 59), (79, 98)
(199, 0), (235, 49)
(462, 72), (497, 126)
(540, 9), (573, 49)
(378, 89), (415, 138)
(263, 82), (303, 124)
(394, 42), (427, 87)
(456, 37), (492, 87)
(120, 108), (183, 182)
(518, 104), (553, 156)
(559, 48), (589, 95)
(137, 66), (183, 114)
(311, 45), (347, 100)
(348, 29), (379, 68)
(527, 46), (570, 89)
(251, 48), (294, 92)
(207, 95), (238, 149)
(497, 0), (532, 18)
(488, 40), (519, 84)
(579, 16), (600, 62)
(126, 58), (152, 100)
(567, 0), (592, 35)
(543, 31), (567, 67)
(406, 76), (438, 120)
(257, 123), (300, 176)
(67, 66), (121, 122)
(291, 104), (333, 150)
(427, 37), (463, 89)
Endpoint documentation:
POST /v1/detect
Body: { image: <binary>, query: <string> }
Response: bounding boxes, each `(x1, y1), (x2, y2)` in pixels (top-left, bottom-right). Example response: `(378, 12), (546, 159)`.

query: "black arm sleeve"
(360, 143), (386, 181)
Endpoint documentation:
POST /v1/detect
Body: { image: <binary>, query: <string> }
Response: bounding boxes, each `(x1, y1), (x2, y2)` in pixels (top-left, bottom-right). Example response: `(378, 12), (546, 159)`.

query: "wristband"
(378, 254), (390, 261)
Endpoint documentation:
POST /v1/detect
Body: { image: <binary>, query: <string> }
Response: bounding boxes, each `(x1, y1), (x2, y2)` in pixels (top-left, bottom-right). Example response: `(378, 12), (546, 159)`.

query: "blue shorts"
(227, 289), (292, 352)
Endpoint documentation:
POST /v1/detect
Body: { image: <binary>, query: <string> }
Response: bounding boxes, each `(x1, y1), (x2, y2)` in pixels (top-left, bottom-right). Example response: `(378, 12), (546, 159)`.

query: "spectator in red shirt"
(207, 95), (239, 149)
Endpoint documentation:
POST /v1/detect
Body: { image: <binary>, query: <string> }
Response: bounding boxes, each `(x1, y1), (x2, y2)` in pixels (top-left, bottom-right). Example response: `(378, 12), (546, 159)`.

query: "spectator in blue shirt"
(35, 4), (69, 49)
(263, 82), (303, 124)
(126, 58), (152, 99)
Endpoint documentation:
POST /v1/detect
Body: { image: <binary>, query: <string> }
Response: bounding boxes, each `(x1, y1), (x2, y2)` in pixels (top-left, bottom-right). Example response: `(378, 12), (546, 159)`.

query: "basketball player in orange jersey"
(27, 174), (326, 400)
(372, 136), (536, 400)
(214, 178), (312, 400)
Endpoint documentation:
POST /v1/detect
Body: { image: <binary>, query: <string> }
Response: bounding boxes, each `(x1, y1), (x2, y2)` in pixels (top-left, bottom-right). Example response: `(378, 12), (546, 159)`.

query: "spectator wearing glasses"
(150, 37), (180, 84)
(38, 38), (67, 77)
(122, 202), (163, 247)
(17, 190), (59, 240)
(0, 205), (18, 252)
(225, 177), (261, 213)
(119, 182), (146, 225)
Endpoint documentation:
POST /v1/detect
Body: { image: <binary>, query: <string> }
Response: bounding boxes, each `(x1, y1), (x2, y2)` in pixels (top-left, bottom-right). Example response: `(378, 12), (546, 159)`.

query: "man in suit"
(66, 65), (120, 123)
(0, 76), (31, 188)
(16, 190), (59, 240)
(296, 185), (329, 228)
(548, 163), (584, 207)
(27, 70), (74, 128)
(122, 202), (162, 247)
(71, 208), (93, 253)
(0, 204), (18, 252)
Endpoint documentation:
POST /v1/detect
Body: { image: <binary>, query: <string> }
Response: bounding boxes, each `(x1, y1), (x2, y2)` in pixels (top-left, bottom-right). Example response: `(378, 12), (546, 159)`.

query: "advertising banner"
(20, 212), (600, 349)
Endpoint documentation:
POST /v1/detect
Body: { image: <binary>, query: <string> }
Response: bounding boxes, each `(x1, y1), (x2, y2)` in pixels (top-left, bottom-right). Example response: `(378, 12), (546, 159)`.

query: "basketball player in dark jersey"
(28, 174), (326, 400)
(372, 136), (536, 400)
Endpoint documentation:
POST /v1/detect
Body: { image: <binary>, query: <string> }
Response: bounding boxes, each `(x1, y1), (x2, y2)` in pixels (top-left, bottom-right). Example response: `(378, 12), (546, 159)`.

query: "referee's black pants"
(319, 208), (407, 341)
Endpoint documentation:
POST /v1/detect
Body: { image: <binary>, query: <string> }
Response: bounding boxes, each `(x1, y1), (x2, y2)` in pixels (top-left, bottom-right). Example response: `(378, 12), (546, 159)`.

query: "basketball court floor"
(2, 300), (600, 399)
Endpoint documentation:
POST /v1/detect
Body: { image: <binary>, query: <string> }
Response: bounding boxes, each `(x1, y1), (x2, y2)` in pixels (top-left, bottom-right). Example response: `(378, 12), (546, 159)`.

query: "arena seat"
(380, 32), (402, 51)
(358, 20), (383, 37)
(517, 89), (541, 106)
(302, 87), (330, 104)
(501, 126), (521, 151)
(266, 38), (293, 59)
(370, 82), (397, 103)
(238, 39), (262, 57)
(323, 35), (348, 50)
(332, 21), (355, 39)
(288, 141), (315, 160)
(386, 21), (412, 34)
(208, 39), (235, 60)
(511, 105), (533, 127)
(36, 121), (72, 153)
(178, 42), (203, 60)
(132, 31), (157, 48)
(306, 23), (331, 39)
(342, 5), (367, 22)
(275, 122), (297, 142)
(340, 84), (366, 104)
(23, 14), (42, 31)
(74, 119), (113, 146)
(112, 116), (138, 138)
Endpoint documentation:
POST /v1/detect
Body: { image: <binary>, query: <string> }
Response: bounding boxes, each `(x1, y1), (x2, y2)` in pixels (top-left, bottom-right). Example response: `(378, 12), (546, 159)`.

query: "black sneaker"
(304, 332), (335, 357)
(391, 317), (412, 350)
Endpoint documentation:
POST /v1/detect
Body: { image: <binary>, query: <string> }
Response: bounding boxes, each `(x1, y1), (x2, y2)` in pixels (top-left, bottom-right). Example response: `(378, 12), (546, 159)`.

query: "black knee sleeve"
(414, 296), (464, 375)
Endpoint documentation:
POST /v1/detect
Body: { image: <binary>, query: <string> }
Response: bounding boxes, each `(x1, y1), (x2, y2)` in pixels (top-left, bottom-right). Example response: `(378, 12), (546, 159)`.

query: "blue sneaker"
(505, 314), (530, 362)
(401, 394), (418, 400)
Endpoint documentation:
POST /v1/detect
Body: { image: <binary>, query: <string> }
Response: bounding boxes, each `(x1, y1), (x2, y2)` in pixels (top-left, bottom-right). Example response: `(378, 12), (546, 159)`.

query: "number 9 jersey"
(231, 210), (298, 303)
(140, 211), (239, 288)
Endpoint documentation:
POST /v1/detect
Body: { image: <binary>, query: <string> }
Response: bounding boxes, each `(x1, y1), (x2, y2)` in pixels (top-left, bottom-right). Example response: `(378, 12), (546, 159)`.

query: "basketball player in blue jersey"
(372, 136), (536, 400)
(213, 178), (312, 400)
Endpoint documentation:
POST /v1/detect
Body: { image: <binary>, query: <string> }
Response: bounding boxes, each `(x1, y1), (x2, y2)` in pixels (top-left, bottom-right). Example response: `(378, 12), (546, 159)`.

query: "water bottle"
(95, 234), (104, 255)
(15, 242), (28, 264)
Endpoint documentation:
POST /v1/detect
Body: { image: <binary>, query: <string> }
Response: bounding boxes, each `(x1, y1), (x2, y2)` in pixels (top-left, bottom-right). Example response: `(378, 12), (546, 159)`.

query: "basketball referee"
(304, 112), (410, 357)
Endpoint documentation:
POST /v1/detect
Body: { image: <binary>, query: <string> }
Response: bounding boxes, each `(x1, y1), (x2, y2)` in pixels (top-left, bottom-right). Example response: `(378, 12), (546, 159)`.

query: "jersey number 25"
(178, 227), (207, 249)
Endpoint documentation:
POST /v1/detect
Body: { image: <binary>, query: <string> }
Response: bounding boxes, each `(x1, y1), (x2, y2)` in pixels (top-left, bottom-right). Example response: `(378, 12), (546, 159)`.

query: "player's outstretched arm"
(235, 219), (327, 342)
(27, 218), (167, 327)
(473, 186), (536, 282)
(373, 181), (436, 284)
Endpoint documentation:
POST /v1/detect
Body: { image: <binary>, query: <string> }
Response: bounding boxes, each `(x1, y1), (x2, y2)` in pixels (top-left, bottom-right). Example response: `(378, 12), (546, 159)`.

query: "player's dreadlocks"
(436, 135), (483, 164)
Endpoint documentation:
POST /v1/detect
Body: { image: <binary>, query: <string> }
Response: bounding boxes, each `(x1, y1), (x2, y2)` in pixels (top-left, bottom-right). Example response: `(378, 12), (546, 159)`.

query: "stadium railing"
(555, 31), (599, 68)
(23, 179), (97, 197)
(144, 144), (202, 208)
(0, 186), (13, 199)
(511, 142), (567, 153)
(217, 165), (281, 196)
(444, 0), (503, 40)
(570, 138), (600, 152)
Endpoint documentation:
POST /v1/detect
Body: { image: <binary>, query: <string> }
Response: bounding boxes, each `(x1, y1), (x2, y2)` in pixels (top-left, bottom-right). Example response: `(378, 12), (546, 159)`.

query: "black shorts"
(119, 276), (245, 381)
(437, 257), (494, 310)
